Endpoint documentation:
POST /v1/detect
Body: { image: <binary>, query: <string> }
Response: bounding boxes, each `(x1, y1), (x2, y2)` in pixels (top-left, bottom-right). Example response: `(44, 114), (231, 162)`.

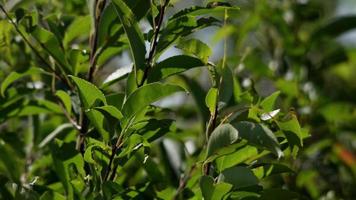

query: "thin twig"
(204, 8), (229, 176)
(173, 164), (197, 200)
(77, 0), (106, 153)
(103, 0), (170, 182)
(138, 0), (169, 87)
(88, 0), (106, 82)
(103, 134), (123, 181)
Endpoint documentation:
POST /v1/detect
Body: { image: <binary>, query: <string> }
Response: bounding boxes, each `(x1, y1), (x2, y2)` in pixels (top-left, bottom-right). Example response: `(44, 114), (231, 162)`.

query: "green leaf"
(134, 119), (175, 142)
(172, 5), (239, 19)
(200, 175), (233, 200)
(212, 25), (235, 45)
(205, 88), (218, 114)
(112, 0), (146, 84)
(97, 3), (117, 45)
(38, 123), (73, 148)
(248, 106), (261, 122)
(218, 166), (259, 189)
(276, 79), (298, 98)
(50, 140), (85, 198)
(55, 90), (72, 115)
(313, 15), (356, 39)
(125, 70), (138, 96)
(121, 83), (185, 123)
(205, 141), (247, 164)
(232, 76), (242, 102)
(106, 92), (126, 110)
(259, 189), (305, 200)
(176, 39), (212, 63)
(119, 134), (145, 158)
(69, 76), (107, 109)
(260, 91), (281, 112)
(123, 0), (150, 20)
(31, 27), (71, 73)
(102, 181), (125, 199)
(84, 143), (110, 168)
(219, 66), (234, 103)
(93, 105), (123, 121)
(206, 124), (239, 158)
(156, 16), (220, 57)
(179, 75), (210, 124)
(97, 44), (127, 68)
(229, 191), (260, 200)
(143, 156), (165, 184)
(216, 145), (258, 172)
(101, 64), (132, 88)
(233, 121), (283, 158)
(40, 191), (66, 200)
(0, 141), (24, 182)
(277, 115), (303, 147)
(6, 99), (62, 117)
(67, 49), (89, 75)
(63, 15), (91, 48)
(1, 67), (44, 97)
(86, 108), (117, 142)
(147, 55), (205, 83)
(253, 163), (295, 179)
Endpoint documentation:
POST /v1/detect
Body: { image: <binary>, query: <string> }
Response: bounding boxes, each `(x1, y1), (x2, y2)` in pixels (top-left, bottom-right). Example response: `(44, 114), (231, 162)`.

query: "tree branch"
(138, 0), (169, 87)
(102, 0), (170, 182)
(77, 0), (107, 154)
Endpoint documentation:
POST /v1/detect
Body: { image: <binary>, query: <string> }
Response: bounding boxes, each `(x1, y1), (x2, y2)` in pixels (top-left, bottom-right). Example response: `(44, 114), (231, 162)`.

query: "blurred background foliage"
(1, 0), (356, 199)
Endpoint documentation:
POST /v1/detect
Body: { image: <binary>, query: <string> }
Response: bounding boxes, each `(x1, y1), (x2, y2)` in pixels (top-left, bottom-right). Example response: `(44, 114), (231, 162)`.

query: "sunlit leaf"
(147, 55), (205, 83)
(200, 175), (233, 200)
(63, 15), (91, 48)
(218, 166), (259, 189)
(156, 16), (220, 57)
(55, 90), (72, 115)
(278, 114), (303, 147)
(93, 105), (123, 121)
(121, 83), (185, 123)
(260, 91), (280, 112)
(112, 0), (146, 84)
(172, 5), (239, 19)
(31, 27), (71, 73)
(69, 75), (107, 109)
(176, 39), (212, 63)
(205, 88), (218, 114)
(233, 121), (283, 158)
(206, 124), (239, 158)
(216, 145), (259, 172)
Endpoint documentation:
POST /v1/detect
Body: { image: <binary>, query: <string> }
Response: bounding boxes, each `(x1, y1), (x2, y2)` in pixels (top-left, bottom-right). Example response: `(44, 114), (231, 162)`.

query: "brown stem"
(103, 0), (169, 181)
(173, 164), (197, 200)
(138, 0), (168, 87)
(103, 134), (123, 181)
(203, 9), (229, 176)
(76, 0), (106, 153)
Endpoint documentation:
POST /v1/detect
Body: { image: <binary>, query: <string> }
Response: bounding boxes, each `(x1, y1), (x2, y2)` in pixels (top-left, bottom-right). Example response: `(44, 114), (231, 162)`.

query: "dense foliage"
(0, 0), (355, 199)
